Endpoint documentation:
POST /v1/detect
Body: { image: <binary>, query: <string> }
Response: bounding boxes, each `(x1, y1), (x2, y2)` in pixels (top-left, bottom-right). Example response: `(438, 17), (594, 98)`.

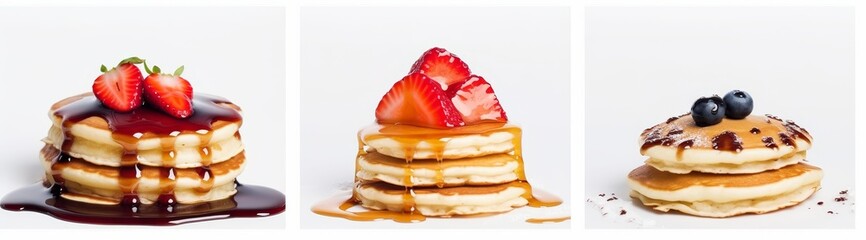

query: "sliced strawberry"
(142, 63), (194, 118)
(408, 47), (471, 89)
(92, 57), (145, 112)
(375, 73), (465, 128)
(447, 75), (508, 123)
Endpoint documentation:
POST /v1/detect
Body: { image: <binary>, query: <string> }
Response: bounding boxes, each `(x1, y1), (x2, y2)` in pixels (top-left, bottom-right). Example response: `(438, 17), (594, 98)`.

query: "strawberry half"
(92, 57), (145, 112)
(408, 47), (471, 89)
(446, 75), (508, 123)
(375, 72), (465, 128)
(142, 63), (194, 118)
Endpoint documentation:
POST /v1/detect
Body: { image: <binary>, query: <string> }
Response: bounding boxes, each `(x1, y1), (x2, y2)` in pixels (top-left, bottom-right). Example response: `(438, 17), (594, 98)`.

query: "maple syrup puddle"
(311, 186), (563, 223)
(525, 216), (570, 224)
(1, 182), (285, 226)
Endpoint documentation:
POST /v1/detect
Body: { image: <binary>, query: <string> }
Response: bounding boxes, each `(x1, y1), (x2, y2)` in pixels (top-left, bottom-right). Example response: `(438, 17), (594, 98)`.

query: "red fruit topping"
(143, 63), (194, 118)
(92, 57), (145, 112)
(409, 47), (471, 89)
(375, 73), (465, 128)
(447, 75), (508, 123)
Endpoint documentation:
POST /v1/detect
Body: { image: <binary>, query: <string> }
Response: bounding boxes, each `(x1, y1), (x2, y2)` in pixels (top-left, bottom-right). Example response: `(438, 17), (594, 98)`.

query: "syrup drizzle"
(712, 131), (743, 152)
(640, 114), (811, 154)
(762, 136), (779, 150)
(676, 140), (694, 160)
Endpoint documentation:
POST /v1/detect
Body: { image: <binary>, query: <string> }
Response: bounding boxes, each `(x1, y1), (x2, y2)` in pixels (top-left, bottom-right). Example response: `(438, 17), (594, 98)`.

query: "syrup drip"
(676, 140), (694, 160)
(750, 127), (761, 134)
(762, 136), (779, 150)
(779, 133), (797, 147)
(712, 131), (743, 152)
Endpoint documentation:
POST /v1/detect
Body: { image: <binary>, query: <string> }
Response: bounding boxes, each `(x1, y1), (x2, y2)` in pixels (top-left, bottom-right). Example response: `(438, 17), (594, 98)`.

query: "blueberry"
(691, 95), (726, 127)
(723, 90), (753, 119)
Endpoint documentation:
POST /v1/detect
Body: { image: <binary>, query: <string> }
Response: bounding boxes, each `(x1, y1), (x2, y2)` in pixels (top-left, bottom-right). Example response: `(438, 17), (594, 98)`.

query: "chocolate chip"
(818, 201), (824, 205)
(840, 190), (848, 194)
(620, 209), (627, 215)
(835, 197), (847, 202)
(599, 193), (606, 197)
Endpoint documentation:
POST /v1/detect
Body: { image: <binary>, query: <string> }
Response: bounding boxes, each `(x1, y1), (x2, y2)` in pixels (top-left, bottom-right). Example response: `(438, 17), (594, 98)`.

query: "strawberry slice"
(92, 57), (145, 112)
(375, 73), (465, 128)
(446, 75), (508, 123)
(408, 47), (471, 89)
(142, 63), (194, 118)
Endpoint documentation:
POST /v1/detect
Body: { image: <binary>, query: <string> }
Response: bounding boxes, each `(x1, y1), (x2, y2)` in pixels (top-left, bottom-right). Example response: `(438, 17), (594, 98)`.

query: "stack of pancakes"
(353, 122), (534, 216)
(42, 93), (245, 206)
(628, 114), (823, 217)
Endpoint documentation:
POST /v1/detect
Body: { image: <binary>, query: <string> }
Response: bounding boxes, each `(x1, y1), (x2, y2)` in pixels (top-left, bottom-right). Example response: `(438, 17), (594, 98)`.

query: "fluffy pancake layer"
(41, 144), (244, 204)
(640, 114), (812, 173)
(359, 122), (520, 160)
(645, 152), (806, 174)
(356, 151), (519, 187)
(48, 93), (245, 168)
(354, 181), (529, 216)
(627, 163), (822, 217)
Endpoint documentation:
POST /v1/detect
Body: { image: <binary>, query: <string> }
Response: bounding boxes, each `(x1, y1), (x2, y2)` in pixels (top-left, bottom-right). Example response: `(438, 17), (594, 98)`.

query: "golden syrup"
(311, 192), (425, 223)
(525, 216), (570, 224)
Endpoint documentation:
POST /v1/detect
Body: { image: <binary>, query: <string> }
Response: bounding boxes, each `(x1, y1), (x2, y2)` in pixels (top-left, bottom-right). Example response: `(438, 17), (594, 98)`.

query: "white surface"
(300, 7), (571, 228)
(0, 7), (286, 229)
(585, 7), (854, 228)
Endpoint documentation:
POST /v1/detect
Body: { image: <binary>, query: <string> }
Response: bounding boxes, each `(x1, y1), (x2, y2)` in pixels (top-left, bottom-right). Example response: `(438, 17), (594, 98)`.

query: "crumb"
(599, 193), (606, 197)
(606, 196), (618, 201)
(611, 193), (616, 196)
(620, 209), (627, 215)
(840, 190), (848, 194)
(818, 201), (824, 205)
(835, 197), (847, 202)
(602, 212), (608, 216)
(827, 211), (835, 214)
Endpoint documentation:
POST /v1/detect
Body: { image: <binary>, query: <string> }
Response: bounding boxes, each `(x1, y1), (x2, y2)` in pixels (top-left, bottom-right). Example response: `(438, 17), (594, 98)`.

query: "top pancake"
(48, 93), (244, 168)
(639, 114), (812, 165)
(359, 122), (520, 160)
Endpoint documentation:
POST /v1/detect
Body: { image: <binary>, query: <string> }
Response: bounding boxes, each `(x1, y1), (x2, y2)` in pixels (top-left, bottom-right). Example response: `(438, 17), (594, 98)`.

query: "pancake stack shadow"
(628, 114), (823, 218)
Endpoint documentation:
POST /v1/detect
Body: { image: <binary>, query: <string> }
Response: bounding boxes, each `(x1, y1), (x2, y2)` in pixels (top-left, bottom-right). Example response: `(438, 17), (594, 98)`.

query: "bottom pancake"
(57, 179), (237, 205)
(353, 181), (529, 216)
(627, 163), (823, 217)
(630, 182), (819, 218)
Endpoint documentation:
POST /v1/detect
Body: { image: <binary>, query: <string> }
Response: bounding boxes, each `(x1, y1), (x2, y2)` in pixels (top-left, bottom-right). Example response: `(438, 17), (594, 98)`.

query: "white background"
(299, 7), (571, 228)
(585, 7), (854, 228)
(0, 6), (286, 228)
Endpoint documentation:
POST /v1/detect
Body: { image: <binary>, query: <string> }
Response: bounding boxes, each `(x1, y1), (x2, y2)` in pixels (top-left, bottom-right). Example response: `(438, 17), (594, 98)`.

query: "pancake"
(627, 163), (823, 217)
(645, 152), (805, 174)
(353, 181), (530, 216)
(48, 93), (244, 168)
(356, 151), (519, 187)
(359, 122), (519, 160)
(40, 144), (244, 205)
(639, 114), (812, 173)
